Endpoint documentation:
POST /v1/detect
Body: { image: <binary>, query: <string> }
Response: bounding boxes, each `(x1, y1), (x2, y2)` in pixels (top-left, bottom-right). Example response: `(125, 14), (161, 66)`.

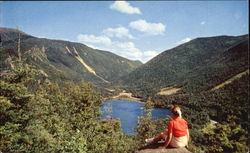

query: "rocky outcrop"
(137, 142), (191, 153)
(136, 148), (191, 153)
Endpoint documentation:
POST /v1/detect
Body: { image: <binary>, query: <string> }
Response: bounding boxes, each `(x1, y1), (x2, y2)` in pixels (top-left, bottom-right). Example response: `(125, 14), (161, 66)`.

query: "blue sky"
(1, 1), (248, 63)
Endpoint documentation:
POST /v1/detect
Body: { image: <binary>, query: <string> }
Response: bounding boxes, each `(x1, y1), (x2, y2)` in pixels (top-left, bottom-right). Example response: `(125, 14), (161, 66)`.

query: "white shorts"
(170, 135), (188, 148)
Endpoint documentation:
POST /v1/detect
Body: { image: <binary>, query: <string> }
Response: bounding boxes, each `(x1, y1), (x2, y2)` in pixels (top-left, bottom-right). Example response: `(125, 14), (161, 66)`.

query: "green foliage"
(0, 62), (136, 153)
(136, 109), (171, 148)
(203, 116), (248, 153)
(0, 62), (38, 152)
(1, 28), (249, 153)
(186, 74), (248, 153)
(136, 110), (156, 144)
(0, 27), (142, 87)
(120, 35), (248, 100)
(136, 73), (248, 152)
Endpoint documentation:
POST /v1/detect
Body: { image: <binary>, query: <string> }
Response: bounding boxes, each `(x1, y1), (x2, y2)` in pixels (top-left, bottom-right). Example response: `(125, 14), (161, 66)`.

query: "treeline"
(0, 62), (137, 153)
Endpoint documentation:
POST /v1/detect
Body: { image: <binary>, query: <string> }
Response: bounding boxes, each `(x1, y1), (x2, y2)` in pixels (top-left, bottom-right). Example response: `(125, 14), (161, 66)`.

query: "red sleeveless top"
(168, 117), (188, 137)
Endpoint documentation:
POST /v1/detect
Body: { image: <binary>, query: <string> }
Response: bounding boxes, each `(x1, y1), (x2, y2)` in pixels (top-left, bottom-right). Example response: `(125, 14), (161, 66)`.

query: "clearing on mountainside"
(211, 69), (249, 91)
(157, 87), (181, 95)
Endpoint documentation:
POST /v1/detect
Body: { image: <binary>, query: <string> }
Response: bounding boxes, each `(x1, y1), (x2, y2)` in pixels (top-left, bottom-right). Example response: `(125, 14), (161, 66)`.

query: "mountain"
(0, 27), (142, 87)
(118, 34), (248, 100)
(1, 27), (248, 100)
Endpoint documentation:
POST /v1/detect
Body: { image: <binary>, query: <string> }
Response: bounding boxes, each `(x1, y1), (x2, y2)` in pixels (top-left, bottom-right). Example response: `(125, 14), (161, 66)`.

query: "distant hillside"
(118, 34), (248, 99)
(0, 27), (142, 87)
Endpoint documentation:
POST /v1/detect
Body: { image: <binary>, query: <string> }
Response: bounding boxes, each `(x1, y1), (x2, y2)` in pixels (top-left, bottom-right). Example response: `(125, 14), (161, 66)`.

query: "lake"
(101, 100), (170, 135)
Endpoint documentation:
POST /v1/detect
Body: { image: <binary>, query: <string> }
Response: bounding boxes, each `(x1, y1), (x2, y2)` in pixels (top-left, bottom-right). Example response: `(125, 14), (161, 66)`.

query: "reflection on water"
(101, 100), (170, 135)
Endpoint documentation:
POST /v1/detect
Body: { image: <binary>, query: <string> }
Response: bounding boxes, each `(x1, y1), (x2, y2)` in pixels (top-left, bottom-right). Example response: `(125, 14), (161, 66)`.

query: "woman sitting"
(145, 105), (189, 149)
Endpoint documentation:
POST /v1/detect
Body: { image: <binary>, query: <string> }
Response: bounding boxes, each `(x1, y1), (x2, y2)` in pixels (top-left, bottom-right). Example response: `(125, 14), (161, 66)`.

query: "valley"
(0, 27), (248, 153)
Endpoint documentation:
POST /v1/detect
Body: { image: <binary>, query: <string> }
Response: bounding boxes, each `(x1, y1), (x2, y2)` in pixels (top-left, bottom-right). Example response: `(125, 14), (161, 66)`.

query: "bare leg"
(146, 131), (167, 144)
(153, 132), (167, 142)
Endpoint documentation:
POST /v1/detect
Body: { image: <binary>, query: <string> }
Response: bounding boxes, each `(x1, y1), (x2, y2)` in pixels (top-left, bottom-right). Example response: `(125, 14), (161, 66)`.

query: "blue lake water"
(101, 100), (170, 135)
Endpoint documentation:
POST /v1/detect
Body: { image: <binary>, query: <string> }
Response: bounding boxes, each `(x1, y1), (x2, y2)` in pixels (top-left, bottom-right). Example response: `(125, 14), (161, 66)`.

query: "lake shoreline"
(104, 98), (145, 104)
(101, 100), (170, 135)
(104, 91), (144, 104)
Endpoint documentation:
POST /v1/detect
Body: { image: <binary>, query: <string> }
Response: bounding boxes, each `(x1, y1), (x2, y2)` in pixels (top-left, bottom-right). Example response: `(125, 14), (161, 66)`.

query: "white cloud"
(111, 41), (142, 59)
(112, 42), (159, 63)
(129, 19), (166, 35)
(77, 34), (159, 63)
(176, 37), (192, 45)
(142, 50), (159, 62)
(77, 34), (112, 46)
(143, 50), (158, 57)
(102, 27), (134, 39)
(110, 1), (141, 15)
(84, 43), (98, 49)
(200, 21), (206, 25)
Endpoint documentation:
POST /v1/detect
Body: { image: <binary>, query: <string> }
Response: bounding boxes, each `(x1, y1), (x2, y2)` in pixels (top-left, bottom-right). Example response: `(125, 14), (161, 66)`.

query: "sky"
(1, 1), (248, 63)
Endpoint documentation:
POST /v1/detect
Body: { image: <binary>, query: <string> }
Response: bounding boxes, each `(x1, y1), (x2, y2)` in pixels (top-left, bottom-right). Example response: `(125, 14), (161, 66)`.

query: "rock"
(136, 142), (191, 153)
(136, 147), (191, 153)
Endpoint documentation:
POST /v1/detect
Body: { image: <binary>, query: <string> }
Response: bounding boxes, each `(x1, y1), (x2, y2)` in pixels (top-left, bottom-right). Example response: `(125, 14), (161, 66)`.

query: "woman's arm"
(164, 133), (173, 147)
(186, 129), (189, 148)
(158, 120), (173, 149)
(158, 133), (172, 149)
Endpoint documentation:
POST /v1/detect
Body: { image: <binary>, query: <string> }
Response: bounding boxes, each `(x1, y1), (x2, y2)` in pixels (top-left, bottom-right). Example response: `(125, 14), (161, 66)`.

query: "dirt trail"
(211, 69), (249, 91)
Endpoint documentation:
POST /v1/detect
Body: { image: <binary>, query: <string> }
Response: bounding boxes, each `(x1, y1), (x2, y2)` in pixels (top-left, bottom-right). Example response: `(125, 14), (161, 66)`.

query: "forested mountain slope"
(0, 27), (142, 86)
(119, 34), (248, 99)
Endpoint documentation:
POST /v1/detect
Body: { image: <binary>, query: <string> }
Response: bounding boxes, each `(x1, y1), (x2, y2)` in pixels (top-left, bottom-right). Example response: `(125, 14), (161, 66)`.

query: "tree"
(203, 116), (248, 153)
